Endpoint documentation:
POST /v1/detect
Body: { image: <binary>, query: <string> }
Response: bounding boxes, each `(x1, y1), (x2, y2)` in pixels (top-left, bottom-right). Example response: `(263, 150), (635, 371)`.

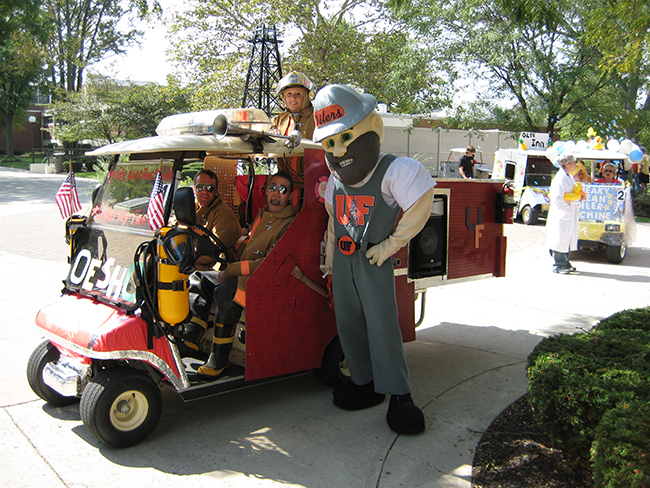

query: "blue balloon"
(629, 149), (643, 162)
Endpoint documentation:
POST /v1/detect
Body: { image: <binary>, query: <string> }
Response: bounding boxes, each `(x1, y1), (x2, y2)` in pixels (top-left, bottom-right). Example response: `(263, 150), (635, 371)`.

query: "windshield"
(65, 160), (177, 310)
(525, 157), (556, 187)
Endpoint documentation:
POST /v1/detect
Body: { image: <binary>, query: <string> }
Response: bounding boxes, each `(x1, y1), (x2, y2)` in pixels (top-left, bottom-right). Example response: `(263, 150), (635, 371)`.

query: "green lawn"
(0, 154), (102, 179)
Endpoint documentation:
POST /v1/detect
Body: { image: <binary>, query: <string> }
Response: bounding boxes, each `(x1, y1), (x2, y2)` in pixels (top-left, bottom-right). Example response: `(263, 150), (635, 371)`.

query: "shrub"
(633, 188), (650, 218)
(180, 161), (204, 181)
(527, 308), (650, 462)
(591, 401), (650, 488)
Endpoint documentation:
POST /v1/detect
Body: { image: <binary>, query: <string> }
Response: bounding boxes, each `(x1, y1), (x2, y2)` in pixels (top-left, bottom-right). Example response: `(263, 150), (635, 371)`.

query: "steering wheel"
(192, 224), (231, 267)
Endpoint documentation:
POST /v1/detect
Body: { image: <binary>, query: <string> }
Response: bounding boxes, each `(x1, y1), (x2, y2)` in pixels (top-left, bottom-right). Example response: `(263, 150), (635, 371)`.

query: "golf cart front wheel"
(26, 340), (79, 407)
(521, 205), (539, 226)
(80, 369), (162, 448)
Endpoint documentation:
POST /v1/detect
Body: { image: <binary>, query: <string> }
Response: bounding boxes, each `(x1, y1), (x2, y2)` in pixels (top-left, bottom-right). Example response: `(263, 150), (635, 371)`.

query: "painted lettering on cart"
(465, 207), (484, 249)
(579, 184), (625, 222)
(107, 167), (173, 182)
(94, 205), (149, 228)
(68, 249), (137, 303)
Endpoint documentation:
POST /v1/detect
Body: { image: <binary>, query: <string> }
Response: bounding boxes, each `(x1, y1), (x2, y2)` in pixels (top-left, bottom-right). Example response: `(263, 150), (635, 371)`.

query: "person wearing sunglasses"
(179, 170), (243, 355)
(594, 161), (623, 184)
(197, 171), (297, 378)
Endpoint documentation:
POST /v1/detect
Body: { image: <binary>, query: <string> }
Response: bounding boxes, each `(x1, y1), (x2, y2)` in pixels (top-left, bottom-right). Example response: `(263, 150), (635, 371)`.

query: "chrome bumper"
(43, 357), (92, 398)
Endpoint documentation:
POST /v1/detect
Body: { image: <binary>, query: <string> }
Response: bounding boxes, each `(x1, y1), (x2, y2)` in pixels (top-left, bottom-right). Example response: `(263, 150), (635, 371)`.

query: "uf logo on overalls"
(337, 235), (357, 256)
(335, 195), (375, 228)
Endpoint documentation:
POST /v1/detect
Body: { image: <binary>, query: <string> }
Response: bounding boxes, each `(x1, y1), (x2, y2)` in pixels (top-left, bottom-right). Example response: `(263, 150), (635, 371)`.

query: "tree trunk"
(3, 115), (15, 157)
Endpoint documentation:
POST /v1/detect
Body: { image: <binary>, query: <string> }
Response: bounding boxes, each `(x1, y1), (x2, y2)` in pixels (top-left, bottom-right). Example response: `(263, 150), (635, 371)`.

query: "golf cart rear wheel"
(313, 336), (351, 386)
(606, 242), (626, 264)
(80, 369), (162, 448)
(521, 205), (539, 226)
(26, 340), (79, 407)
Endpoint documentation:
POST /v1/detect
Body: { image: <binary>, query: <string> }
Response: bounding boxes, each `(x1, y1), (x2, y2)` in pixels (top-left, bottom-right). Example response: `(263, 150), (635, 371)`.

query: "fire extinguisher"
(496, 182), (516, 224)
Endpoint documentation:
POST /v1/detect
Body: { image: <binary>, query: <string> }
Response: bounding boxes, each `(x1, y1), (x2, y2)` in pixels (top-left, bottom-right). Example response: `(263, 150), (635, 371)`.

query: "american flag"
(147, 170), (166, 231)
(55, 171), (82, 219)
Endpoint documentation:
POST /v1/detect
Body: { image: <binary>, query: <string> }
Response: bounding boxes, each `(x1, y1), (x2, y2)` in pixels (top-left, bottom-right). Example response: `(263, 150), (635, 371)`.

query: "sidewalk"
(1, 166), (649, 487)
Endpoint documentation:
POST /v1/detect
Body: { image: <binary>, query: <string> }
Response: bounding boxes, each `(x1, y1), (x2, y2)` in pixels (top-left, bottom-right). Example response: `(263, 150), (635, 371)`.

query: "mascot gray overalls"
(313, 84), (435, 435)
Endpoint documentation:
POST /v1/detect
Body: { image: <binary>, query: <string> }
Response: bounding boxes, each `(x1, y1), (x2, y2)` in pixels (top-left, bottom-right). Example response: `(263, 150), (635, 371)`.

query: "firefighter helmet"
(276, 71), (315, 99)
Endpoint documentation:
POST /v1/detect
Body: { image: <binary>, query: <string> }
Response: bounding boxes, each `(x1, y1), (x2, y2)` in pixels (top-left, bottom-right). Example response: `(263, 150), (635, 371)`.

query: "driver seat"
(174, 187), (196, 226)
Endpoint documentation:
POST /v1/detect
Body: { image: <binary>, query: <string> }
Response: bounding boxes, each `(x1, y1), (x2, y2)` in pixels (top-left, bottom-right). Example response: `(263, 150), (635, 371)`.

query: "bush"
(180, 161), (204, 181)
(62, 160), (85, 173)
(527, 307), (650, 470)
(591, 401), (650, 488)
(633, 188), (650, 218)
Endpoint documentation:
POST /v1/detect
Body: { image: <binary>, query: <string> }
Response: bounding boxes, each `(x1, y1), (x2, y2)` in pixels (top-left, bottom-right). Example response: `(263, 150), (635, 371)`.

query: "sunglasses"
(266, 183), (289, 195)
(603, 170), (615, 174)
(195, 184), (216, 193)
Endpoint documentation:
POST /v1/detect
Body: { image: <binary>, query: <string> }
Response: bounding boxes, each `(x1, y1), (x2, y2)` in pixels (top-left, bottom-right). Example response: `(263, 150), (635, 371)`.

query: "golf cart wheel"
(606, 242), (626, 264)
(26, 340), (79, 407)
(80, 369), (162, 448)
(313, 336), (351, 386)
(521, 205), (539, 226)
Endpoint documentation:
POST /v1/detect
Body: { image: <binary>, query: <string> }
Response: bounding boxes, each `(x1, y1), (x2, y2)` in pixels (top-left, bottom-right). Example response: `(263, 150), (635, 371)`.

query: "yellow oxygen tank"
(157, 227), (190, 325)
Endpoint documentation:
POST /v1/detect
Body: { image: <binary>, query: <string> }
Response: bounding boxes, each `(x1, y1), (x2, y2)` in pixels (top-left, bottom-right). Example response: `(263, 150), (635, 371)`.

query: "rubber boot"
(197, 322), (235, 378)
(386, 393), (425, 435)
(180, 316), (208, 352)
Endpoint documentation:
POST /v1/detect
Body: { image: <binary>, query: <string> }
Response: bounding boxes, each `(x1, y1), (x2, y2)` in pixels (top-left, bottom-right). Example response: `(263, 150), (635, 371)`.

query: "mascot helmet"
(313, 84), (384, 186)
(276, 71), (315, 100)
(312, 84), (380, 143)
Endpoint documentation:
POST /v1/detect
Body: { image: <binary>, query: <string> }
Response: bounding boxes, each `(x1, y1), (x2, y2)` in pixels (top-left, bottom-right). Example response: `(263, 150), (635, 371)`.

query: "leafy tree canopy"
(46, 0), (162, 92)
(169, 0), (450, 114)
(48, 74), (193, 144)
(0, 0), (50, 156)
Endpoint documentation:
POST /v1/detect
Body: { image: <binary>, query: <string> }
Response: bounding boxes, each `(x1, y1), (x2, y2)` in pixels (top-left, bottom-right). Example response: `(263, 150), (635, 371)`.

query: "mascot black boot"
(197, 322), (235, 378)
(386, 394), (425, 435)
(333, 381), (385, 410)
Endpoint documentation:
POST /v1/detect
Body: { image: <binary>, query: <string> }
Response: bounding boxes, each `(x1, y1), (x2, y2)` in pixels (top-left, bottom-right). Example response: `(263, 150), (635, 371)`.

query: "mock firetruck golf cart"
(27, 108), (514, 448)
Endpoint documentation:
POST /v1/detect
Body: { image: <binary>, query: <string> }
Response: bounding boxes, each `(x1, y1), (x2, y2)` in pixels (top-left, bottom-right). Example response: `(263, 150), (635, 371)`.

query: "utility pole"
(242, 25), (283, 117)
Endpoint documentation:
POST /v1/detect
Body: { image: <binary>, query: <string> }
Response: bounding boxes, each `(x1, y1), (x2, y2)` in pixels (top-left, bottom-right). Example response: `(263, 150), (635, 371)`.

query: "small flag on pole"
(147, 170), (166, 231)
(55, 171), (82, 219)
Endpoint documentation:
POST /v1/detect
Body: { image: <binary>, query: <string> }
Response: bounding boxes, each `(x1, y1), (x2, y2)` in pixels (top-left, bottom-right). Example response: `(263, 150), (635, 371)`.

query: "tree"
(48, 74), (194, 144)
(0, 0), (50, 157)
(390, 0), (613, 139)
(582, 0), (650, 145)
(45, 0), (162, 93)
(168, 0), (449, 114)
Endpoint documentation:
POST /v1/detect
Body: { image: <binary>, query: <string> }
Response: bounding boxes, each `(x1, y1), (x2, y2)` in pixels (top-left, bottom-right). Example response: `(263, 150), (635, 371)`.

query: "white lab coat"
(546, 168), (580, 252)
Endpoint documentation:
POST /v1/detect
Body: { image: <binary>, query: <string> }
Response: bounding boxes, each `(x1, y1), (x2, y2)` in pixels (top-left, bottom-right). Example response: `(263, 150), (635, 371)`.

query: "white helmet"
(276, 71), (315, 99)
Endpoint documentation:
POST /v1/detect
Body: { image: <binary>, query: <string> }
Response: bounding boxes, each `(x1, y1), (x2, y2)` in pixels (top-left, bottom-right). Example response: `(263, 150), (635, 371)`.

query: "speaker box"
(408, 194), (448, 279)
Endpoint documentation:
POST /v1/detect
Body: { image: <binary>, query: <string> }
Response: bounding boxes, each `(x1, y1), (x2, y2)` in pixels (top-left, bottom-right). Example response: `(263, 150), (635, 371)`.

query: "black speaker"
(408, 194), (447, 279)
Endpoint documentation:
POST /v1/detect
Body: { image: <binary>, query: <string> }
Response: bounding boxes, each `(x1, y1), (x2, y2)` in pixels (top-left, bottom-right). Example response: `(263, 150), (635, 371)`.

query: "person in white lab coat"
(546, 154), (586, 274)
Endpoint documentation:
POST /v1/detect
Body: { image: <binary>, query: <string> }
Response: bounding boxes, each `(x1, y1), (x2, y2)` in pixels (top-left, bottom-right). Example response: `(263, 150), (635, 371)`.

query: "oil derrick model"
(242, 25), (283, 117)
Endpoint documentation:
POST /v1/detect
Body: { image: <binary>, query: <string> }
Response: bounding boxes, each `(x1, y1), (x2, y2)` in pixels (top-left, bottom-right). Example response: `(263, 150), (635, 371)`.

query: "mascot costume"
(313, 84), (435, 434)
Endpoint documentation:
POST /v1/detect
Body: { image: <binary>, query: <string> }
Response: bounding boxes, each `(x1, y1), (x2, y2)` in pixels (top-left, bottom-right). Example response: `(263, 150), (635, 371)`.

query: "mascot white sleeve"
(313, 84), (435, 435)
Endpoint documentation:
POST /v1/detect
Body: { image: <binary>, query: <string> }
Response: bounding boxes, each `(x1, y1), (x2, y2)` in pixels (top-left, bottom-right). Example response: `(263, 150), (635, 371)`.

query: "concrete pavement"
(1, 166), (649, 488)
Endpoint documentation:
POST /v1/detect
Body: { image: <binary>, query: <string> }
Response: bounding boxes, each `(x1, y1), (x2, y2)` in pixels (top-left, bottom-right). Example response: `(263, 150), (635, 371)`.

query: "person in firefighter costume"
(271, 71), (316, 208)
(313, 84), (435, 435)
